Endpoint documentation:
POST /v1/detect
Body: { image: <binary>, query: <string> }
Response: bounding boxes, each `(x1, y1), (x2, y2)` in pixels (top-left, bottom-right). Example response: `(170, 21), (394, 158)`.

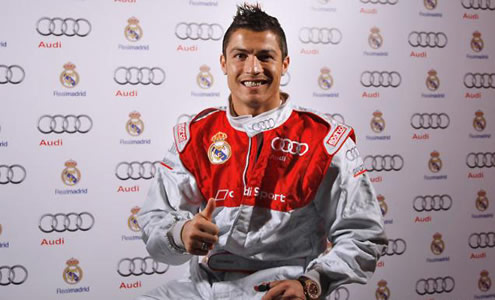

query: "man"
(137, 4), (387, 300)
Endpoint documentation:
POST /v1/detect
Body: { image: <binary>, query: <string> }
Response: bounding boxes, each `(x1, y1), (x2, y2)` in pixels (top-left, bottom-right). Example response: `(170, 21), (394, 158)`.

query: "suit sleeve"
(306, 137), (388, 295)
(136, 143), (204, 265)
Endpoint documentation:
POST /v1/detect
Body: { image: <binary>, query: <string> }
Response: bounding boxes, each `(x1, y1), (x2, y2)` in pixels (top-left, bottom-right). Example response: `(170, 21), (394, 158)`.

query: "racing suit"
(137, 95), (387, 299)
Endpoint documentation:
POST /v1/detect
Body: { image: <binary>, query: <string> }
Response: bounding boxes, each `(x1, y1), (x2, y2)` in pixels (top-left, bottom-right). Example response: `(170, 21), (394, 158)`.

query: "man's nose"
(244, 55), (262, 74)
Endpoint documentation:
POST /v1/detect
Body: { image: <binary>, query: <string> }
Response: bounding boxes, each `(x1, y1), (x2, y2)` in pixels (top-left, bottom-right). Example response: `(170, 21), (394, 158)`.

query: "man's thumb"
(202, 198), (216, 220)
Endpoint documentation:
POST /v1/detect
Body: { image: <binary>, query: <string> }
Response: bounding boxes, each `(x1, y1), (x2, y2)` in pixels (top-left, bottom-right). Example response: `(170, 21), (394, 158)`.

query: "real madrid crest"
(128, 206), (141, 232)
(63, 258), (83, 285)
(125, 17), (143, 42)
(471, 31), (484, 53)
(60, 62), (79, 88)
(377, 195), (388, 217)
(473, 110), (486, 132)
(426, 69), (440, 92)
(208, 132), (231, 164)
(370, 111), (385, 133)
(368, 27), (383, 50)
(62, 160), (81, 186)
(430, 232), (445, 255)
(126, 111), (144, 136)
(424, 0), (438, 10)
(318, 67), (333, 90)
(375, 280), (390, 300)
(197, 65), (214, 89)
(479, 270), (492, 292)
(476, 190), (489, 212)
(428, 151), (442, 173)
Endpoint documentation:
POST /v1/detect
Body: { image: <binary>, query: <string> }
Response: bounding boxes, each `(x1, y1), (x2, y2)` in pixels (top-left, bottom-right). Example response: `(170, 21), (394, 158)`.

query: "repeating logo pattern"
(175, 22), (223, 41)
(410, 113), (449, 129)
(318, 67), (334, 90)
(115, 161), (160, 180)
(36, 17), (91, 37)
(413, 194), (452, 212)
(466, 152), (495, 168)
(469, 232), (495, 249)
(424, 0), (438, 10)
(363, 154), (404, 172)
(479, 270), (492, 292)
(375, 280), (391, 300)
(476, 190), (489, 212)
(114, 67), (165, 85)
(197, 65), (214, 89)
(124, 17), (143, 42)
(0, 65), (25, 84)
(464, 73), (495, 89)
(299, 27), (342, 44)
(61, 160), (81, 186)
(0, 164), (26, 184)
(408, 31), (448, 48)
(360, 71), (401, 88)
(126, 111), (145, 136)
(426, 69), (440, 91)
(430, 232), (445, 255)
(370, 111), (385, 133)
(37, 115), (93, 134)
(128, 207), (141, 232)
(0, 265), (28, 286)
(63, 258), (83, 285)
(39, 212), (95, 233)
(368, 27), (383, 49)
(117, 257), (169, 277)
(416, 276), (455, 295)
(428, 151), (442, 173)
(361, 0), (398, 4)
(473, 110), (486, 132)
(382, 238), (406, 256)
(471, 31), (484, 52)
(377, 194), (387, 216)
(461, 0), (495, 10)
(59, 62), (79, 88)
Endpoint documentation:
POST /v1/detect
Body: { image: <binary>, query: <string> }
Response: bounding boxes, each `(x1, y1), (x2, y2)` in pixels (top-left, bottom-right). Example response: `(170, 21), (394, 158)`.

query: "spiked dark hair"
(222, 3), (288, 59)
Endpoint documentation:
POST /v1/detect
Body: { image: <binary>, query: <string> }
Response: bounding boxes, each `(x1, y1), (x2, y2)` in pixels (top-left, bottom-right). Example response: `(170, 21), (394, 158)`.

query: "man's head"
(220, 4), (290, 116)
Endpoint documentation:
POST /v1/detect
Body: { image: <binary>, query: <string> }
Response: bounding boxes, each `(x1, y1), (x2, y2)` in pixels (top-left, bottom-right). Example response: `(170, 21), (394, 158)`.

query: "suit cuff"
(167, 219), (188, 252)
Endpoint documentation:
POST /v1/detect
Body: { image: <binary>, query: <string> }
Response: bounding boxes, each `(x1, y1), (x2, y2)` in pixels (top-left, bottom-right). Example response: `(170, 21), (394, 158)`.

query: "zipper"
(242, 137), (251, 187)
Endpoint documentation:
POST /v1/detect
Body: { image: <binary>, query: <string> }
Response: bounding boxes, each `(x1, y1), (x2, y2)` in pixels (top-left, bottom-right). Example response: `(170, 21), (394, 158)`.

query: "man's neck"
(230, 94), (287, 117)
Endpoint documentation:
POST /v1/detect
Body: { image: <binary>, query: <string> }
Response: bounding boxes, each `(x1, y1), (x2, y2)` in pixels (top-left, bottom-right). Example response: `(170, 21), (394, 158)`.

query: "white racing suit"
(137, 96), (387, 299)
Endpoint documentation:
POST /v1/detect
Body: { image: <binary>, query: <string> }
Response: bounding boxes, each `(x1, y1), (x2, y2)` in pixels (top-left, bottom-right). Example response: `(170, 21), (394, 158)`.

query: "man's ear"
(282, 55), (290, 74)
(220, 54), (227, 74)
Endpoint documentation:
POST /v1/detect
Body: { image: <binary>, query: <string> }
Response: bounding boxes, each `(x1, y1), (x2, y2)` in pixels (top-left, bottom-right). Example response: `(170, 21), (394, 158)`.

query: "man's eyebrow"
(229, 47), (277, 54)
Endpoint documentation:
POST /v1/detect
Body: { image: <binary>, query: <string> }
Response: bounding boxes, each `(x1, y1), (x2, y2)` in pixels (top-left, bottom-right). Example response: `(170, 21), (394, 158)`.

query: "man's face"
(221, 29), (289, 114)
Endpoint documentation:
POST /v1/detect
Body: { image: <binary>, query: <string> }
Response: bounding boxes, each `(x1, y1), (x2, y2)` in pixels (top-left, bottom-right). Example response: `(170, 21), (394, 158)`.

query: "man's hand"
(181, 198), (219, 255)
(261, 280), (306, 300)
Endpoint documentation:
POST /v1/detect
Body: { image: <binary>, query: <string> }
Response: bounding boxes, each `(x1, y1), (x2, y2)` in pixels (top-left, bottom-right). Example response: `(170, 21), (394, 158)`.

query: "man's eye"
(234, 53), (247, 59)
(258, 55), (272, 62)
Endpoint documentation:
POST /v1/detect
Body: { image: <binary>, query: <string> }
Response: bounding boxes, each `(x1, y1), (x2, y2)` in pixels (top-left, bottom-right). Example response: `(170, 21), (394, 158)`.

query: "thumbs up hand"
(181, 199), (219, 255)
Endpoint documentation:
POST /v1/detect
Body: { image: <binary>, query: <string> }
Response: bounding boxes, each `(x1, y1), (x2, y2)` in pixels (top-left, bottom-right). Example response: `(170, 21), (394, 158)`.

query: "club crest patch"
(208, 132), (231, 164)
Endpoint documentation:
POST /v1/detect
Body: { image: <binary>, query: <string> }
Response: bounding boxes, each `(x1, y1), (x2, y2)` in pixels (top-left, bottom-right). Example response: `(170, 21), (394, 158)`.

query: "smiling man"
(137, 4), (386, 300)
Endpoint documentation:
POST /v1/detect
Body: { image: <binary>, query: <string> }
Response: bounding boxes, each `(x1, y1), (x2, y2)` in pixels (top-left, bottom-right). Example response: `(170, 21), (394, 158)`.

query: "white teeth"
(243, 81), (263, 87)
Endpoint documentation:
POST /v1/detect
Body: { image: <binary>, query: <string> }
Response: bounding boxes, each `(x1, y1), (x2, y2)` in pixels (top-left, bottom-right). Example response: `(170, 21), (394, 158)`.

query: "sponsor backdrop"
(0, 0), (494, 299)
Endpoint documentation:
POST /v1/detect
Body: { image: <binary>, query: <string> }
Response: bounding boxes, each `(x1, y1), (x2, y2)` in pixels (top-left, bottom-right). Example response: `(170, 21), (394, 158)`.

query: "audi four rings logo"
(363, 155), (404, 172)
(466, 152), (495, 168)
(271, 137), (309, 156)
(299, 27), (342, 45)
(469, 232), (495, 249)
(36, 17), (91, 37)
(462, 0), (495, 9)
(360, 0), (398, 4)
(410, 113), (450, 129)
(329, 286), (350, 300)
(464, 73), (495, 89)
(346, 147), (360, 162)
(175, 22), (223, 40)
(251, 118), (275, 132)
(382, 238), (406, 256)
(114, 67), (166, 85)
(115, 161), (161, 180)
(413, 195), (452, 212)
(416, 277), (455, 295)
(0, 165), (26, 184)
(0, 265), (28, 286)
(0, 65), (25, 84)
(117, 257), (169, 277)
(408, 32), (448, 48)
(38, 212), (95, 233)
(360, 71), (401, 88)
(37, 115), (93, 134)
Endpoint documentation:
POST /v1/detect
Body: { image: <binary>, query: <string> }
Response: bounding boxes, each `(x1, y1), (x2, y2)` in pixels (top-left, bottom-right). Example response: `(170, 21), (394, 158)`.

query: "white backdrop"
(1, 0), (494, 299)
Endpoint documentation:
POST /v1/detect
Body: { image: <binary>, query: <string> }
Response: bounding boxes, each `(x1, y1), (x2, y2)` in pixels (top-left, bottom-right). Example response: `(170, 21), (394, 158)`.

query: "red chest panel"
(179, 111), (333, 212)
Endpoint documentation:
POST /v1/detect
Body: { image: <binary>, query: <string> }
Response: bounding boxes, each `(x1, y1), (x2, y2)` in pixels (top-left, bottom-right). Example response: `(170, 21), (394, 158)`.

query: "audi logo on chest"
(416, 276), (455, 295)
(175, 22), (223, 41)
(382, 238), (406, 256)
(117, 257), (169, 277)
(114, 67), (166, 85)
(363, 154), (404, 172)
(271, 137), (309, 156)
(410, 113), (450, 129)
(360, 71), (401, 88)
(413, 194), (452, 212)
(466, 152), (495, 168)
(37, 114), (93, 134)
(0, 165), (26, 184)
(0, 265), (28, 286)
(39, 212), (95, 233)
(408, 32), (448, 48)
(36, 17), (91, 37)
(115, 161), (161, 180)
(469, 232), (495, 249)
(462, 0), (495, 10)
(0, 65), (25, 84)
(299, 27), (342, 45)
(464, 73), (495, 89)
